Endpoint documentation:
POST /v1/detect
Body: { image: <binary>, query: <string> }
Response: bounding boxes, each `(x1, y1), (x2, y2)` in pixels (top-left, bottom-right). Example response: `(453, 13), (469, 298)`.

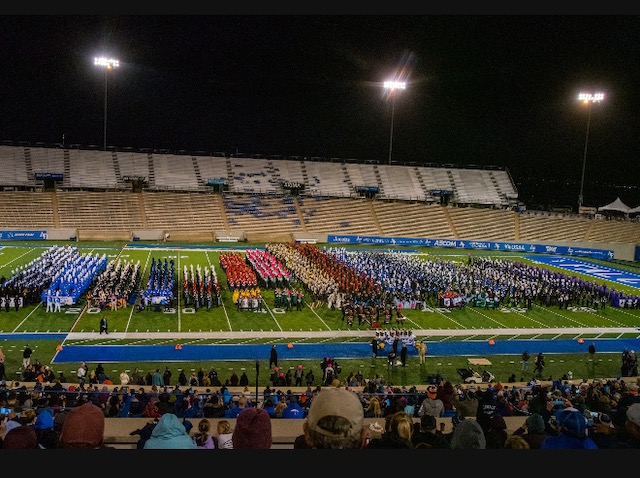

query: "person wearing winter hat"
(143, 412), (197, 449)
(540, 408), (598, 449)
(60, 402), (108, 449)
(2, 424), (38, 449)
(303, 387), (367, 449)
(232, 407), (272, 449)
(512, 412), (548, 449)
(450, 418), (486, 449)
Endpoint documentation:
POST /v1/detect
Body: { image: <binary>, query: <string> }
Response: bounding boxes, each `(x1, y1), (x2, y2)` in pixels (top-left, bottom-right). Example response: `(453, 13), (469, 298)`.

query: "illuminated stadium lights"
(94, 57), (120, 151)
(577, 91), (604, 210)
(384, 80), (407, 166)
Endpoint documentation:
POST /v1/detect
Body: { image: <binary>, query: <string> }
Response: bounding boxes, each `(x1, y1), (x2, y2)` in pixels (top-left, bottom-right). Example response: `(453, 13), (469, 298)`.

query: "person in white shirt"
(216, 420), (234, 449)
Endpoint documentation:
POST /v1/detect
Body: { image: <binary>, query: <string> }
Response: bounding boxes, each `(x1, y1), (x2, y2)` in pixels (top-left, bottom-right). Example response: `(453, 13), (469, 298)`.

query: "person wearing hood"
(143, 412), (197, 449)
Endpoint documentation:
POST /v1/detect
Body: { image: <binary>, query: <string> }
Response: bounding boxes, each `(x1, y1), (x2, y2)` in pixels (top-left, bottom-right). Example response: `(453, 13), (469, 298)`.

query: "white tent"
(597, 197), (631, 214)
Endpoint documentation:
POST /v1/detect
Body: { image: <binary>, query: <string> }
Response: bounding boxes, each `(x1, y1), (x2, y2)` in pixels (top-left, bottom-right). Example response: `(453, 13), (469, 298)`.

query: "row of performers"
(341, 302), (407, 327)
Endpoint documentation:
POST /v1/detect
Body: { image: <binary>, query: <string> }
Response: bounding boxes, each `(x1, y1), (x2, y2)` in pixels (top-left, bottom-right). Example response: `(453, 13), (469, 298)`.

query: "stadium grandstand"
(0, 143), (638, 261)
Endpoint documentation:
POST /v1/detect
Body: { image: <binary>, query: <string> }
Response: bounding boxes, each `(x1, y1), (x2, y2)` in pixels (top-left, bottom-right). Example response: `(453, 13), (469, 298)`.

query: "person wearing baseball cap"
(302, 387), (367, 449)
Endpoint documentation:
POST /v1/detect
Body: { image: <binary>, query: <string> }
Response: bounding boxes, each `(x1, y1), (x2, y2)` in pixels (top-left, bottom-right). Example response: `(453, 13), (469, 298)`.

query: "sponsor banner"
(34, 172), (63, 180)
(327, 234), (613, 260)
(0, 230), (48, 240)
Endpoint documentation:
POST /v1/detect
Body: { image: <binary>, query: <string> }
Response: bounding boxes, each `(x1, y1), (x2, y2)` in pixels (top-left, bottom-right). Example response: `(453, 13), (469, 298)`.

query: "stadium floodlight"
(577, 92), (604, 211)
(384, 80), (407, 166)
(94, 57), (120, 151)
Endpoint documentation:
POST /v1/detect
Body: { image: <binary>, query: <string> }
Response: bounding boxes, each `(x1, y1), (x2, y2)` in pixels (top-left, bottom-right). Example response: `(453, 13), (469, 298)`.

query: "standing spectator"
(119, 370), (130, 386)
(416, 340), (427, 365)
(239, 371), (249, 387)
(150, 369), (163, 389)
(521, 350), (530, 373)
(99, 316), (108, 335)
(533, 352), (545, 376)
(302, 387), (367, 449)
(22, 344), (33, 370)
(269, 344), (278, 369)
(162, 367), (172, 386)
(588, 342), (596, 356)
(76, 362), (87, 389)
(294, 365), (304, 387)
(305, 368), (315, 386)
(400, 343), (408, 367)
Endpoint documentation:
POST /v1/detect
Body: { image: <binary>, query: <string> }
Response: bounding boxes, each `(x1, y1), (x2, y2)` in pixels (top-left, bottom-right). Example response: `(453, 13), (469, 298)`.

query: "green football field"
(1, 240), (639, 387)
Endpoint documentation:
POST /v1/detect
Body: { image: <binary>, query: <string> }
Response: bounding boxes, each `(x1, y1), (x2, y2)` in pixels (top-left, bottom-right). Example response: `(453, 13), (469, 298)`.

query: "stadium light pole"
(94, 57), (120, 151)
(577, 92), (604, 211)
(384, 80), (406, 166)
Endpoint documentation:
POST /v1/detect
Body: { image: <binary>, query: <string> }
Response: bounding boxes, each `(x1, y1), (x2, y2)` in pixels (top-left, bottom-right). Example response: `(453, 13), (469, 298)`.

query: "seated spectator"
(411, 413), (449, 449)
(59, 402), (110, 449)
(193, 418), (217, 449)
(216, 420), (234, 449)
(143, 413), (197, 449)
(302, 387), (367, 449)
(2, 423), (38, 449)
(540, 408), (598, 449)
(366, 410), (414, 449)
(504, 434), (530, 449)
(33, 408), (59, 449)
(450, 419), (486, 449)
(485, 414), (508, 449)
(232, 407), (272, 449)
(512, 412), (548, 449)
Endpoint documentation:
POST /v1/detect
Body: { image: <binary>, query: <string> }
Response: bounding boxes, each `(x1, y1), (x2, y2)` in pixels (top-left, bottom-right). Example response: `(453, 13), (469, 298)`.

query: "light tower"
(384, 80), (406, 166)
(94, 57), (120, 151)
(577, 92), (604, 210)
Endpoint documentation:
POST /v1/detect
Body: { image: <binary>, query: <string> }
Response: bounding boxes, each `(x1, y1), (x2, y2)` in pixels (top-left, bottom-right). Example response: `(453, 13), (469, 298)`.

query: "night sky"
(1, 14), (639, 209)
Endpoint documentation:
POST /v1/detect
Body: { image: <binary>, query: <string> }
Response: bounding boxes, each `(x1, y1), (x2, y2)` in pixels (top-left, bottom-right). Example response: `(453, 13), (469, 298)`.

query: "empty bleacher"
(518, 211), (593, 243)
(300, 196), (378, 235)
(67, 149), (119, 189)
(142, 191), (226, 234)
(227, 157), (280, 194)
(56, 191), (144, 231)
(447, 206), (518, 242)
(304, 161), (351, 197)
(223, 192), (305, 240)
(151, 153), (200, 192)
(0, 191), (55, 228)
(0, 146), (30, 187)
(373, 201), (455, 239)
